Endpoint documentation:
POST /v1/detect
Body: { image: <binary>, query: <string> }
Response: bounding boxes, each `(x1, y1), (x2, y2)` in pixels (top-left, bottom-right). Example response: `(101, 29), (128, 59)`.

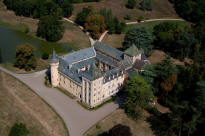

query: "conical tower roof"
(50, 50), (59, 63)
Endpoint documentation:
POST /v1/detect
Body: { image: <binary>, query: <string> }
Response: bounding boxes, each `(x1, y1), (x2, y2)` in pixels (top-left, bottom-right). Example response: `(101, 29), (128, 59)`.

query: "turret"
(50, 50), (59, 87)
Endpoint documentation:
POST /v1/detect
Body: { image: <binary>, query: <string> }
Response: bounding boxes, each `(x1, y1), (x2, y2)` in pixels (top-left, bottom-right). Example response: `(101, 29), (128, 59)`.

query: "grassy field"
(0, 70), (69, 136)
(71, 0), (178, 21)
(61, 21), (90, 49)
(84, 109), (154, 136)
(103, 20), (189, 49)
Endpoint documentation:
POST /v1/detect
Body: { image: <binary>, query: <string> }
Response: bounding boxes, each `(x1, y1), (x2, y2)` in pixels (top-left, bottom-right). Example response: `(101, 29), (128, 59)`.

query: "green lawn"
(124, 20), (190, 33)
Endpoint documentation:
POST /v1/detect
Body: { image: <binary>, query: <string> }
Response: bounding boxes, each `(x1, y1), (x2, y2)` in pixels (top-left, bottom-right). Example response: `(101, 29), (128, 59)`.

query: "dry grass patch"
(60, 21), (90, 49)
(71, 0), (178, 22)
(0, 3), (38, 33)
(147, 50), (185, 65)
(102, 34), (124, 49)
(0, 70), (68, 136)
(84, 109), (154, 136)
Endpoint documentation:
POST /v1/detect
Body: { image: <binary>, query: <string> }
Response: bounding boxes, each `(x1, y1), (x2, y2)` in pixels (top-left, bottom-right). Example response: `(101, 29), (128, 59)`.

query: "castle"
(50, 42), (149, 108)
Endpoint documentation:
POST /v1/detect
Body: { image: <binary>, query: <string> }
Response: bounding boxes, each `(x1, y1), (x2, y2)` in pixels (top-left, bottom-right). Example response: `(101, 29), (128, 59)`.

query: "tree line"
(75, 6), (126, 39)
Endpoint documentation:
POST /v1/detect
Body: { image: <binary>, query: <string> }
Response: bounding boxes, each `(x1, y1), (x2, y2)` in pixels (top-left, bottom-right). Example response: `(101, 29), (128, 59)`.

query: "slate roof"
(55, 41), (148, 84)
(124, 44), (142, 57)
(94, 41), (124, 61)
(61, 47), (96, 65)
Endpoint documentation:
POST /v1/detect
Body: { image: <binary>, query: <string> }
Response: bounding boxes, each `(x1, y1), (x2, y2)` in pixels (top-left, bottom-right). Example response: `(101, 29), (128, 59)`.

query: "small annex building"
(50, 42), (149, 108)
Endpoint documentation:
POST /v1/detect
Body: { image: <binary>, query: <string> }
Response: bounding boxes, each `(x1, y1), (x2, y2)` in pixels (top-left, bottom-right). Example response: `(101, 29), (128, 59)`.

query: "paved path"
(126, 18), (184, 25)
(0, 66), (118, 136)
(99, 31), (108, 42)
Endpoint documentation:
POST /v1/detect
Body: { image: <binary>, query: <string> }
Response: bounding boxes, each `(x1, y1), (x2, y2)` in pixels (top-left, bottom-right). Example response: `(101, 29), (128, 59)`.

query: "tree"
(9, 123), (29, 136)
(194, 81), (205, 110)
(123, 27), (153, 55)
(14, 44), (37, 71)
(99, 8), (114, 32)
(154, 56), (178, 95)
(139, 64), (157, 94)
(160, 73), (177, 96)
(124, 76), (154, 119)
(99, 124), (132, 136)
(61, 1), (73, 17)
(126, 0), (137, 9)
(75, 6), (95, 26)
(37, 15), (64, 42)
(99, 8), (126, 34)
(85, 14), (106, 39)
(140, 0), (153, 11)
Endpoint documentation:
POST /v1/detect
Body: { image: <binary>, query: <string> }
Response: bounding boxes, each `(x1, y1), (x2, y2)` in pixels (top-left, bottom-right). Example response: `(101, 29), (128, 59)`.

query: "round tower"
(50, 50), (59, 87)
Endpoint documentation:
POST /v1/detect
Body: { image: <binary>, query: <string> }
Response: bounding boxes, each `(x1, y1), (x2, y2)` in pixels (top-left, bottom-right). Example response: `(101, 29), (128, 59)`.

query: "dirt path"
(1, 72), (60, 136)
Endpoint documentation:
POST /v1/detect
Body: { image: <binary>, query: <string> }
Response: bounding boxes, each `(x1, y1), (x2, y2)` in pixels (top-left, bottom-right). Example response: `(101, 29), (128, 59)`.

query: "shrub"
(9, 123), (29, 136)
(44, 74), (52, 88)
(24, 26), (29, 34)
(126, 0), (137, 9)
(138, 16), (144, 22)
(140, 0), (153, 11)
(99, 124), (132, 136)
(124, 14), (131, 20)
(41, 52), (49, 60)
(145, 106), (161, 116)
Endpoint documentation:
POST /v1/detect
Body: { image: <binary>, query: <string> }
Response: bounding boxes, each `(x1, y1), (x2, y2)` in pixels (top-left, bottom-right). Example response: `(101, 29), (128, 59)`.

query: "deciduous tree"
(14, 44), (37, 71)
(85, 14), (106, 39)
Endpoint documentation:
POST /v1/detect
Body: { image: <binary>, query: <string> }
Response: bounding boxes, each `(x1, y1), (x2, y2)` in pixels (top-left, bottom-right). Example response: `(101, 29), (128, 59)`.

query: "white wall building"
(50, 42), (148, 108)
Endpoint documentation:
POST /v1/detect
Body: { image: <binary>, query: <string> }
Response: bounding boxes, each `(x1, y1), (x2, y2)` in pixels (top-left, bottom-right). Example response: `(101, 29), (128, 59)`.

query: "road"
(0, 66), (118, 136)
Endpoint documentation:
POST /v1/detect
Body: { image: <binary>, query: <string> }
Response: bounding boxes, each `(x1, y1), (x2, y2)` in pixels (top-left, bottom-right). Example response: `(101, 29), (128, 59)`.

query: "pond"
(0, 26), (73, 63)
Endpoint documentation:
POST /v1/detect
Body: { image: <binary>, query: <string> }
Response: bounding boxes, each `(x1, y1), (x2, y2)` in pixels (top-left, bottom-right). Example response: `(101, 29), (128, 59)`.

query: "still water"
(0, 26), (72, 63)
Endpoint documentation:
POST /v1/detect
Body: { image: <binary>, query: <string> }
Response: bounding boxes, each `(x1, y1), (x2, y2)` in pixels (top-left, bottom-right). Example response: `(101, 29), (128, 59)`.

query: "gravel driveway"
(0, 67), (119, 136)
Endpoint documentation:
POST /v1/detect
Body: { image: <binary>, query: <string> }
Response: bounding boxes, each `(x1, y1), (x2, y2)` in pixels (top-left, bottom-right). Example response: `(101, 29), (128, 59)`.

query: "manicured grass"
(83, 109), (154, 136)
(0, 70), (69, 136)
(56, 87), (76, 99)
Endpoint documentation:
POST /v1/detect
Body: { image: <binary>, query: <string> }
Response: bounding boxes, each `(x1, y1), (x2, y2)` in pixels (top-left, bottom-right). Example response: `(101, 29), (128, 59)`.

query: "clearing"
(0, 70), (68, 136)
(84, 109), (154, 136)
(71, 0), (178, 21)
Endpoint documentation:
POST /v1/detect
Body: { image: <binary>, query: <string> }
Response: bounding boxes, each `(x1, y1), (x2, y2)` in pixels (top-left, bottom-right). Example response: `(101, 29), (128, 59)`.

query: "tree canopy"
(124, 76), (154, 119)
(37, 15), (64, 42)
(85, 14), (106, 39)
(123, 27), (153, 55)
(14, 44), (37, 71)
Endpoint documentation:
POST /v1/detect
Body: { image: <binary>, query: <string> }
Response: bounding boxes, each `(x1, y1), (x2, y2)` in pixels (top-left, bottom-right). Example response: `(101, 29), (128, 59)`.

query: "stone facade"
(50, 42), (148, 108)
